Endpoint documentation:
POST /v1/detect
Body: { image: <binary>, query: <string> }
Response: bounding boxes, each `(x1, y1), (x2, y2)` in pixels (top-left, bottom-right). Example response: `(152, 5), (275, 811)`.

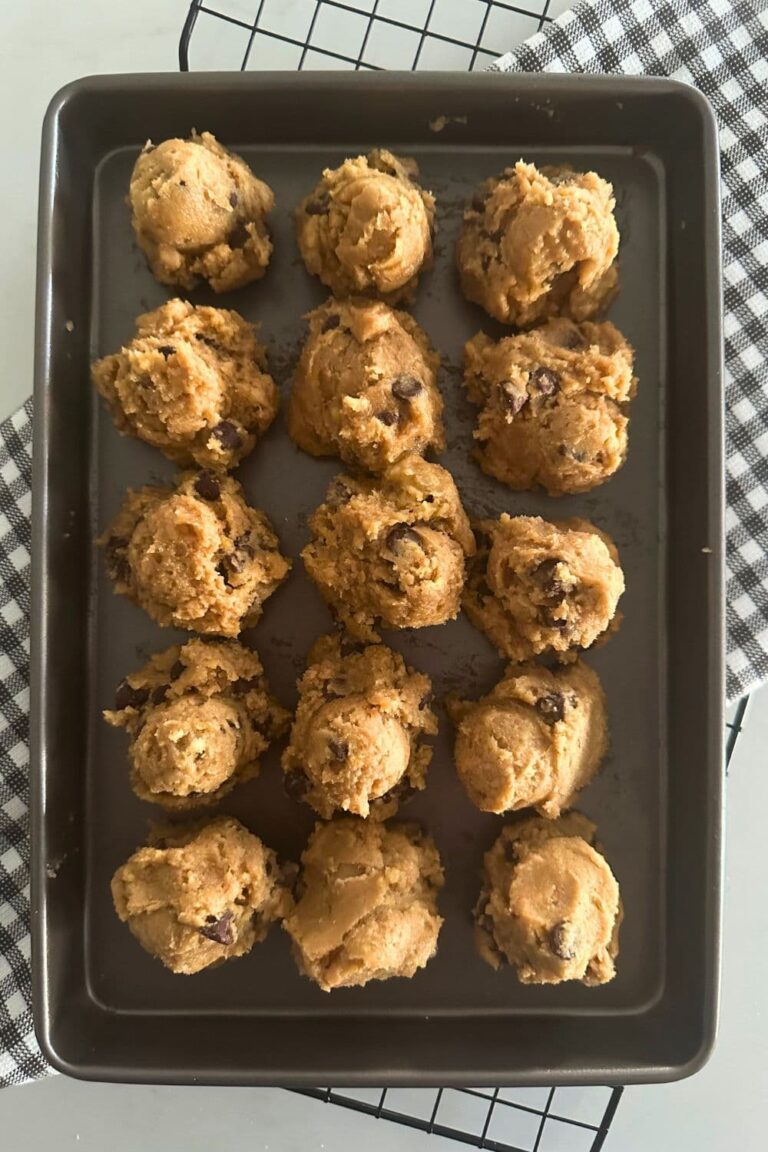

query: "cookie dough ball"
(463, 318), (635, 494)
(302, 453), (475, 641)
(284, 817), (443, 991)
(448, 659), (607, 817)
(282, 633), (436, 819)
(296, 149), (435, 302)
(92, 299), (278, 470)
(130, 131), (274, 292)
(111, 816), (292, 974)
(105, 638), (289, 809)
(457, 161), (619, 327)
(100, 472), (290, 636)
(474, 813), (621, 985)
(463, 515), (624, 662)
(288, 297), (444, 473)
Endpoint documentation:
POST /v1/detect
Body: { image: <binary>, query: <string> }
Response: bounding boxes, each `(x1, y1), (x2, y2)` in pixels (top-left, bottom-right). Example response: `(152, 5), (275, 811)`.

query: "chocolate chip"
(200, 910), (236, 946)
(329, 738), (349, 761)
(231, 676), (261, 696)
(178, 180), (187, 188)
(385, 523), (423, 551)
(284, 771), (309, 802)
(535, 693), (565, 725)
(531, 367), (561, 395)
(503, 841), (518, 864)
(422, 494), (435, 503)
(321, 314), (340, 332)
(194, 332), (221, 350)
(194, 471), (221, 501)
(114, 681), (149, 711)
(550, 921), (576, 960)
(326, 478), (353, 506)
(234, 534), (256, 557)
(228, 221), (250, 248)
(211, 420), (241, 450)
(158, 345), (175, 358)
(539, 608), (569, 630)
(305, 193), (330, 216)
(229, 191), (238, 208)
(391, 375), (423, 400)
(533, 558), (567, 601)
(170, 660), (184, 681)
(151, 684), (169, 705)
(376, 409), (399, 427)
(498, 380), (528, 414)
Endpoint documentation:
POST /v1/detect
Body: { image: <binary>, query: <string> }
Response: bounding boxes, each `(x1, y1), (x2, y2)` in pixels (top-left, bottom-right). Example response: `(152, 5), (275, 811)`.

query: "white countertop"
(1, 1), (764, 1148)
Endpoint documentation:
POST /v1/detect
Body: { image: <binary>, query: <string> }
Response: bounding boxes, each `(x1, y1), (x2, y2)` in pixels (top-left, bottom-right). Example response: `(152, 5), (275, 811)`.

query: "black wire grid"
(179, 0), (563, 72)
(177, 2), (747, 1148)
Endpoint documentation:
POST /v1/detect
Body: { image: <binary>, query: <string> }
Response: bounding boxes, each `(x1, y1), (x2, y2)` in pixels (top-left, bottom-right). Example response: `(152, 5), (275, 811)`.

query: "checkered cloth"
(2, 0), (767, 1090)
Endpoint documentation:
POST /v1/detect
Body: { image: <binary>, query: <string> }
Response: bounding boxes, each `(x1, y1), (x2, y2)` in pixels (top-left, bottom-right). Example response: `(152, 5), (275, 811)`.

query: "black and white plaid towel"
(2, 0), (768, 1088)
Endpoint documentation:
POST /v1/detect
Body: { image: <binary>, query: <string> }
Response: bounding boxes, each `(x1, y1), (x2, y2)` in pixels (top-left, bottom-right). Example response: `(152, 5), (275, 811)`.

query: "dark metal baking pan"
(31, 72), (723, 1086)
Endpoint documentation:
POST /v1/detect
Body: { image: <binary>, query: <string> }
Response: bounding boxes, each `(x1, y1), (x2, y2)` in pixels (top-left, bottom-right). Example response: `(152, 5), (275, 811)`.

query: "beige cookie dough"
(100, 472), (290, 636)
(296, 149), (435, 302)
(92, 299), (278, 470)
(130, 131), (274, 292)
(284, 817), (443, 991)
(288, 297), (444, 473)
(282, 633), (436, 819)
(105, 638), (288, 809)
(474, 813), (621, 985)
(463, 514), (624, 662)
(111, 816), (292, 974)
(448, 659), (607, 817)
(302, 453), (475, 641)
(463, 318), (636, 494)
(457, 161), (619, 327)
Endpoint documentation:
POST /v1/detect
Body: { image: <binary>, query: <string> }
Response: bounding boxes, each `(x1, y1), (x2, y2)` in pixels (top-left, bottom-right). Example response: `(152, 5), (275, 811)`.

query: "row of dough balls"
(99, 456), (625, 652)
(130, 133), (620, 327)
(92, 298), (636, 495)
(105, 633), (607, 821)
(112, 811), (621, 990)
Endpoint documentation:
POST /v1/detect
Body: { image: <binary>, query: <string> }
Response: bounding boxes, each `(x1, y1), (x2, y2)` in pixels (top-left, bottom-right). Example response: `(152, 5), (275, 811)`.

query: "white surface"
(0, 1), (763, 1149)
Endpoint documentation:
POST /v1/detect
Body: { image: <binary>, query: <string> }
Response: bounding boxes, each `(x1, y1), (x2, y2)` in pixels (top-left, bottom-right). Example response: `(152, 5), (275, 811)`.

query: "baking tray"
(31, 72), (723, 1086)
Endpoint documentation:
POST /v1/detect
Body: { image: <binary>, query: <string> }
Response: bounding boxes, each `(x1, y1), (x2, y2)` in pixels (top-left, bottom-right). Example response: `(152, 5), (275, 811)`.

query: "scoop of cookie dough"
(92, 299), (278, 470)
(284, 817), (443, 991)
(457, 161), (619, 327)
(448, 659), (607, 817)
(100, 472), (290, 636)
(296, 149), (435, 302)
(288, 297), (444, 473)
(302, 453), (475, 641)
(130, 131), (274, 292)
(111, 816), (292, 974)
(282, 633), (436, 819)
(104, 638), (289, 809)
(463, 514), (624, 661)
(474, 813), (621, 984)
(464, 318), (636, 494)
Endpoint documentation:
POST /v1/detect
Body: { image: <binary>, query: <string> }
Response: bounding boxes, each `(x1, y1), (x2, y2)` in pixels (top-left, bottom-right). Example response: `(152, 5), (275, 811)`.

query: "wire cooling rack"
(178, 2), (746, 1148)
(178, 0), (571, 72)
